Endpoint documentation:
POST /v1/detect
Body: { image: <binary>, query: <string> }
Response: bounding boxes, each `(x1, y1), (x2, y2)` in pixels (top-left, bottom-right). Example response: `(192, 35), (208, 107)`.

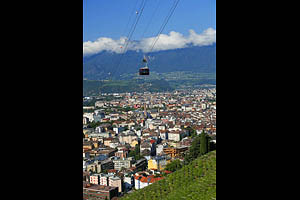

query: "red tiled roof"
(140, 177), (148, 183)
(149, 177), (164, 183)
(134, 174), (164, 183)
(150, 139), (156, 144)
(134, 175), (142, 180)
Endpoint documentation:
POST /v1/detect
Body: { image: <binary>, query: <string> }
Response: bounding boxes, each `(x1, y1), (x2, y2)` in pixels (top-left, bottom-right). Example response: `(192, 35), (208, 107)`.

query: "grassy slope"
(83, 79), (173, 96)
(121, 151), (216, 200)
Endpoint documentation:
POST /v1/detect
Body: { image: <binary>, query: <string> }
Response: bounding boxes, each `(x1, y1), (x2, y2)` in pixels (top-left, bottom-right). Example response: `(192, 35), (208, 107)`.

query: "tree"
(186, 126), (197, 138)
(121, 167), (126, 171)
(129, 144), (142, 160)
(200, 130), (210, 155)
(88, 121), (101, 129)
(124, 125), (129, 131)
(184, 134), (201, 164)
(165, 159), (182, 172)
(190, 129), (197, 138)
(128, 150), (136, 158)
(134, 144), (140, 155)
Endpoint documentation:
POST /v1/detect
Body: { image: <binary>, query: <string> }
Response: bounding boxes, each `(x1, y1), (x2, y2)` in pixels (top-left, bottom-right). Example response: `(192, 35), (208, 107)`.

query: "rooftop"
(84, 183), (117, 192)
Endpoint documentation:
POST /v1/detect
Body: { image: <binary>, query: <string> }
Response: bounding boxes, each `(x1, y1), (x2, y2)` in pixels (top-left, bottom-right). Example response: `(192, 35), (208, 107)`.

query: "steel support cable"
(118, 0), (140, 52)
(106, 0), (140, 80)
(121, 0), (147, 56)
(149, 1), (178, 51)
(139, 0), (161, 40)
(109, 0), (146, 79)
(121, 0), (140, 41)
(109, 0), (148, 80)
(136, 0), (161, 78)
(148, 0), (180, 54)
(108, 0), (138, 80)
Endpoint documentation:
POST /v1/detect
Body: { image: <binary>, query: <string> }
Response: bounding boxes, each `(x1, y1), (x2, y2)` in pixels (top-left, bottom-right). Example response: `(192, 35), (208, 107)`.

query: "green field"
(83, 71), (215, 95)
(83, 79), (173, 96)
(121, 151), (216, 200)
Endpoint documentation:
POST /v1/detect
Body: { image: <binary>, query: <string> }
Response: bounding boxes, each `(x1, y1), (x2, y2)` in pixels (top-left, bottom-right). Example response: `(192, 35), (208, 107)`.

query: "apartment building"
(113, 158), (133, 171)
(108, 176), (123, 193)
(83, 182), (118, 200)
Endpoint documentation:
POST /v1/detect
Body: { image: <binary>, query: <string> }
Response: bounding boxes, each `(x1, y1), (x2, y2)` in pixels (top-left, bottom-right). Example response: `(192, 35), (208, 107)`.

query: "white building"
(109, 176), (123, 193)
(168, 130), (188, 142)
(113, 158), (132, 170)
(83, 113), (94, 122)
(99, 174), (109, 186)
(168, 132), (182, 142)
(90, 174), (101, 185)
(95, 101), (105, 108)
(83, 152), (90, 159)
(156, 144), (164, 155)
(134, 177), (149, 190)
(83, 117), (89, 125)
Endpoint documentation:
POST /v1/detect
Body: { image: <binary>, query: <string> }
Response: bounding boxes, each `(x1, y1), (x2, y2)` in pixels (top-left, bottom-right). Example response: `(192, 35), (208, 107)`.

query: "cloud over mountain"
(83, 28), (216, 56)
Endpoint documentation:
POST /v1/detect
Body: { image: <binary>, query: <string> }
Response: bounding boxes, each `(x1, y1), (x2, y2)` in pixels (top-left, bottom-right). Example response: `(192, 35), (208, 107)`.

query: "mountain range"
(83, 44), (216, 80)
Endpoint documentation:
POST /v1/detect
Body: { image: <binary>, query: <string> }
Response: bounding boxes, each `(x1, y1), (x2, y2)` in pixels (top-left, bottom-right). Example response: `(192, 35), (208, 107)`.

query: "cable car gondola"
(139, 55), (150, 75)
(139, 67), (149, 75)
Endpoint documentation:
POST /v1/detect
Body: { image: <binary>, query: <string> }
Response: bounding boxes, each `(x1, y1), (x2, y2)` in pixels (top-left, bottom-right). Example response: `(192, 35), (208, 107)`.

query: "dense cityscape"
(83, 88), (216, 199)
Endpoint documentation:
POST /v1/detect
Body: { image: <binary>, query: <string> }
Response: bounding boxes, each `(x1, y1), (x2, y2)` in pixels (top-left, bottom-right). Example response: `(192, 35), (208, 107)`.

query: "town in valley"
(83, 88), (216, 199)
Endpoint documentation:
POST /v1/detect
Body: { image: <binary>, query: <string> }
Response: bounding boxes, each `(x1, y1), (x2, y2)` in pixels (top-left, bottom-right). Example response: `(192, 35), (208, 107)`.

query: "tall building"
(99, 174), (109, 186)
(144, 103), (147, 119)
(90, 174), (101, 185)
(108, 176), (123, 193)
(113, 158), (133, 171)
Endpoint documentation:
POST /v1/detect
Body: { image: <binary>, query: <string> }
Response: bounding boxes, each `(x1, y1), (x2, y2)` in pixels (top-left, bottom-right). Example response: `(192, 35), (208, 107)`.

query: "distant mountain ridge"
(83, 44), (216, 80)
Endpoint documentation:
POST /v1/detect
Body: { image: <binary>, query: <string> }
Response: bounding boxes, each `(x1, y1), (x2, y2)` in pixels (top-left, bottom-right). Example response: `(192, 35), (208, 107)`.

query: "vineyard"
(121, 151), (216, 200)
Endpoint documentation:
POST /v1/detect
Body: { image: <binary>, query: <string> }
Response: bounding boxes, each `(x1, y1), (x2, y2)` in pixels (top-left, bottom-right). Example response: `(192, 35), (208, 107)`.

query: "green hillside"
(83, 79), (173, 96)
(83, 71), (216, 95)
(121, 151), (216, 200)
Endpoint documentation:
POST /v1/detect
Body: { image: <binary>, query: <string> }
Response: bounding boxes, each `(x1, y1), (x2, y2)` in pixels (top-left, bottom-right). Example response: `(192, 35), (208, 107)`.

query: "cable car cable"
(121, 0), (140, 40)
(110, 0), (148, 80)
(148, 0), (180, 54)
(139, 0), (161, 40)
(107, 0), (140, 80)
(138, 0), (180, 77)
(137, 0), (161, 77)
(110, 0), (147, 80)
(110, 0), (147, 79)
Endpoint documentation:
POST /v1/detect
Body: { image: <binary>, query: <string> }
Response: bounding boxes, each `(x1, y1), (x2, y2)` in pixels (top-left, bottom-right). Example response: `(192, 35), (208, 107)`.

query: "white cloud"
(188, 28), (216, 46)
(83, 37), (127, 55)
(83, 28), (216, 56)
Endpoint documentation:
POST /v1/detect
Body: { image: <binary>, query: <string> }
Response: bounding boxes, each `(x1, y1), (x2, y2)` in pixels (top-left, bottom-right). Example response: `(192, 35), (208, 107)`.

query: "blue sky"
(83, 0), (216, 42)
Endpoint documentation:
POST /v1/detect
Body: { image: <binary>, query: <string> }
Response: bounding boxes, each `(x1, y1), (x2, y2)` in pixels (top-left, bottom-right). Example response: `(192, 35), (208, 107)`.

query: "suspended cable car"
(139, 55), (150, 75)
(139, 67), (149, 75)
